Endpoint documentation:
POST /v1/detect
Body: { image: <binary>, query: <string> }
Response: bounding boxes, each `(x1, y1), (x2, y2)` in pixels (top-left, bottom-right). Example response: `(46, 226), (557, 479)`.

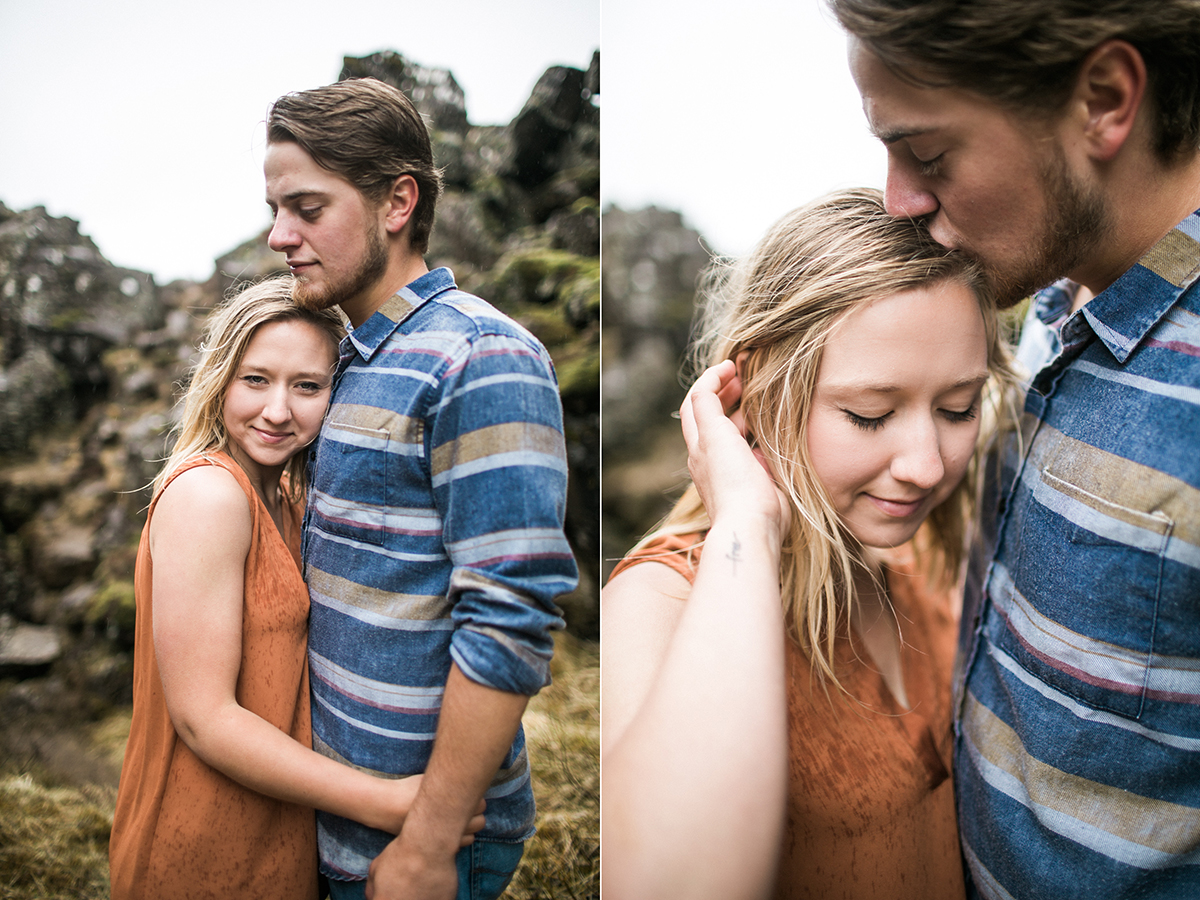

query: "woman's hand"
(679, 359), (791, 545)
(374, 774), (486, 845)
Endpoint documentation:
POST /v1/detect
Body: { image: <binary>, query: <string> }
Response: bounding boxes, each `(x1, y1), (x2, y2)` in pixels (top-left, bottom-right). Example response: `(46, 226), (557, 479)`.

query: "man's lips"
(288, 260), (317, 274)
(867, 494), (926, 518)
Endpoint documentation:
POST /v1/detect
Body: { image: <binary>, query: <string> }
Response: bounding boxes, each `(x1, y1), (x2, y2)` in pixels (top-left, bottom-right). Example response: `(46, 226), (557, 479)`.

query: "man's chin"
(291, 280), (340, 312)
(980, 259), (1067, 310)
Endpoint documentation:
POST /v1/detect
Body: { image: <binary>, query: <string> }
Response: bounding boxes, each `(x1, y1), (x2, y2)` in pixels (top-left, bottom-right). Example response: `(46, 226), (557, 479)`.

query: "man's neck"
(1072, 151), (1200, 300)
(341, 254), (431, 328)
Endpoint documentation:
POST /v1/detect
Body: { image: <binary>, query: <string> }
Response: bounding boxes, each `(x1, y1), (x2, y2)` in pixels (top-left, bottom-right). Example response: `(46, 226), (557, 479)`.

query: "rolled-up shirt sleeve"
(431, 329), (577, 695)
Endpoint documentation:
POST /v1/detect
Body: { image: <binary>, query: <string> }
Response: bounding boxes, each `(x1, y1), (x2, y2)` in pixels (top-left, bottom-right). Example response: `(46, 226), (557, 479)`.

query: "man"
(832, 1), (1200, 897)
(263, 78), (578, 900)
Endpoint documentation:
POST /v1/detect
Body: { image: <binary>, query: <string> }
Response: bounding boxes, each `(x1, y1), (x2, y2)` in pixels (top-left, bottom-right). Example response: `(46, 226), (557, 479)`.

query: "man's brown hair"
(267, 77), (443, 253)
(830, 0), (1200, 163)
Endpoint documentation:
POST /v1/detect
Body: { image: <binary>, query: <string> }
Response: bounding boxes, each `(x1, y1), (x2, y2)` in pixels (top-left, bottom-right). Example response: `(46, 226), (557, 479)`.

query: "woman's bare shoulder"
(150, 463), (252, 548)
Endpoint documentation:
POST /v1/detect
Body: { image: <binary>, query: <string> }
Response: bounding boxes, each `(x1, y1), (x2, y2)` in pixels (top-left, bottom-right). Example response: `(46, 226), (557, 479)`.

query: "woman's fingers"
(679, 360), (735, 446)
(680, 360), (792, 538)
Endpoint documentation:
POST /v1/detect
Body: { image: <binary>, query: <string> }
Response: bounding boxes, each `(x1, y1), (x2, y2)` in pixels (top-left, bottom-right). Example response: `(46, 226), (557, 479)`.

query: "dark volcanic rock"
(0, 202), (162, 455)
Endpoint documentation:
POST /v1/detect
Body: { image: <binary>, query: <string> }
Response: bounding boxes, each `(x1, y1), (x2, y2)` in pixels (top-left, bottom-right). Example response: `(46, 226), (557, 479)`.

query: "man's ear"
(1072, 39), (1147, 162)
(383, 174), (419, 235)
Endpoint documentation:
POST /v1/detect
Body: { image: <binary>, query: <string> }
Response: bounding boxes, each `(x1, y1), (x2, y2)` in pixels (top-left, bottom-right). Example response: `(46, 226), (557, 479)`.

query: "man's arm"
(365, 663), (528, 900)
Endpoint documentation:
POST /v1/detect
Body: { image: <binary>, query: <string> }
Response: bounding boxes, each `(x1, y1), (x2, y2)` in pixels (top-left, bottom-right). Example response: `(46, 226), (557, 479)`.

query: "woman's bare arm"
(601, 361), (790, 900)
(149, 465), (481, 838)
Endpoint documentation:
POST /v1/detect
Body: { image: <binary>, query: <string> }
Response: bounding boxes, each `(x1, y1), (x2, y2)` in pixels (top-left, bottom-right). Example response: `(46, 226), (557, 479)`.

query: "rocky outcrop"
(0, 50), (600, 765)
(0, 202), (161, 456)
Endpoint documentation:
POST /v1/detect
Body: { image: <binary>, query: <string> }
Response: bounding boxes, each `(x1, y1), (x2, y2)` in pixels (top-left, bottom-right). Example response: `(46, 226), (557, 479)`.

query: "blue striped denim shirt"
(956, 211), (1200, 899)
(301, 268), (577, 879)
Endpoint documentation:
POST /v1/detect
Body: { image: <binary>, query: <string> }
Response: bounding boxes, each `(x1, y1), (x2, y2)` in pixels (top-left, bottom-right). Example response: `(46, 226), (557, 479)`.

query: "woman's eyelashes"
(941, 405), (978, 424)
(842, 404), (979, 432)
(844, 409), (891, 432)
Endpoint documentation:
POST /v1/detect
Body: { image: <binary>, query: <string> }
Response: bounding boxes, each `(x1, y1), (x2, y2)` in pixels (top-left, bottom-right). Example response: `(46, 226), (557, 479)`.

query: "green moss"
(552, 343), (600, 402)
(48, 309), (87, 330)
(517, 307), (579, 348)
(86, 580), (136, 638)
(494, 248), (585, 306)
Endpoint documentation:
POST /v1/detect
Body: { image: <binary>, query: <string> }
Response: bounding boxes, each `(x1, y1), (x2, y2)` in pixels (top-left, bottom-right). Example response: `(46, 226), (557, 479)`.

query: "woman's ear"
(731, 350), (754, 440)
(734, 349), (751, 382)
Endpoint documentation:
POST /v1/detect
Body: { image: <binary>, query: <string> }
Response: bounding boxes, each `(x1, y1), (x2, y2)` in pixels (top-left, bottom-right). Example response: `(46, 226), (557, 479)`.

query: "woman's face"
(806, 278), (989, 549)
(222, 319), (337, 478)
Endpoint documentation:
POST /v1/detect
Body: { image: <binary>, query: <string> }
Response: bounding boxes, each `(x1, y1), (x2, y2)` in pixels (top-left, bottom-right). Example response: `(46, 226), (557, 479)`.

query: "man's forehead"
(849, 41), (980, 140)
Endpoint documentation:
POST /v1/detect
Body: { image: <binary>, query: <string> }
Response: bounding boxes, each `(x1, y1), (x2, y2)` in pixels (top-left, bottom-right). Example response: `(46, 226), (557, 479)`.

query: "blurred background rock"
(0, 50), (598, 899)
(600, 205), (711, 583)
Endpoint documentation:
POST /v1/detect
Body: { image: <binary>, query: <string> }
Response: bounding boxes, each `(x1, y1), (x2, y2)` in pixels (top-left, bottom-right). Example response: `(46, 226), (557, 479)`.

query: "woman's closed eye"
(941, 404), (978, 424)
(843, 409), (892, 432)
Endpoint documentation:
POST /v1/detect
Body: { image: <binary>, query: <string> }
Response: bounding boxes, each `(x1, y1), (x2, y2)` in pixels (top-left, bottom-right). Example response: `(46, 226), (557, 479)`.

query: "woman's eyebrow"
(822, 372), (990, 394)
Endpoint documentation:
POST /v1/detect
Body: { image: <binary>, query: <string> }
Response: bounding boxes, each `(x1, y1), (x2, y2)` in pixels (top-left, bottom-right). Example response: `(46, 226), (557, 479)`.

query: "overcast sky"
(0, 0), (599, 283)
(602, 0), (886, 259)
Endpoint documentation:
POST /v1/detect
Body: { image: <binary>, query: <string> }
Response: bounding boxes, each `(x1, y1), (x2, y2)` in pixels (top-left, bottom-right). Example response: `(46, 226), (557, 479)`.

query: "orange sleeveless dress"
(611, 534), (966, 900)
(109, 452), (319, 899)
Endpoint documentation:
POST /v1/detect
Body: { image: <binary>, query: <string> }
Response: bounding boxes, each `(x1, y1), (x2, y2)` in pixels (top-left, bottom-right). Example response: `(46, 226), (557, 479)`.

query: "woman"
(601, 189), (1017, 900)
(109, 277), (480, 899)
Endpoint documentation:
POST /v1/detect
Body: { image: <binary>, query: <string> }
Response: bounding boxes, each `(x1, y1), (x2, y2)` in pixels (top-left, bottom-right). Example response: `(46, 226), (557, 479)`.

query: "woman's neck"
(850, 562), (910, 710)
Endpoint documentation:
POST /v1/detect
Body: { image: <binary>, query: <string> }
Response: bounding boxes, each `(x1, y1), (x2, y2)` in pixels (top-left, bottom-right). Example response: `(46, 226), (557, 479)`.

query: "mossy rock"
(86, 580), (136, 644)
(492, 249), (595, 311)
(552, 341), (600, 404)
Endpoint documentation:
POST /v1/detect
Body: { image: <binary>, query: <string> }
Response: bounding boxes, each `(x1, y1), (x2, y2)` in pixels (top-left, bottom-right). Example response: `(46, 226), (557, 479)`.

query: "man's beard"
(292, 222), (389, 313)
(986, 149), (1110, 309)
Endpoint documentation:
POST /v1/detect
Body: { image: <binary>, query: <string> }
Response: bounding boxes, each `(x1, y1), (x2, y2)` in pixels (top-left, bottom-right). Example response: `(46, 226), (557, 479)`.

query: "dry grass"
(0, 772), (115, 900)
(511, 634), (600, 900)
(0, 633), (598, 899)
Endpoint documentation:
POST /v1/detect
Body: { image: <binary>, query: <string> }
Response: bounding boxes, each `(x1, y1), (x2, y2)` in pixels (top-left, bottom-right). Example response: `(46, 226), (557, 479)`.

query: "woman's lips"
(253, 428), (292, 445)
(867, 494), (925, 518)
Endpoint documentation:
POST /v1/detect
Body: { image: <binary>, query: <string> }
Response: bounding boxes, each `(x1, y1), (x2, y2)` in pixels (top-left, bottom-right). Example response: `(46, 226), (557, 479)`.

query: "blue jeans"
(325, 841), (524, 900)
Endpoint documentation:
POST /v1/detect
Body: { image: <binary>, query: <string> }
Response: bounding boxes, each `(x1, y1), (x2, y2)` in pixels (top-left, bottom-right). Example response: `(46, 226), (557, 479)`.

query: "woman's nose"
(261, 389), (292, 424)
(890, 421), (945, 490)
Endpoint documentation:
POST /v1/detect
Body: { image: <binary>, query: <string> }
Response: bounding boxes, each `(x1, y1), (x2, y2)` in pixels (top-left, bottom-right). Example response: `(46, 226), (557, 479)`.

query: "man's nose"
(884, 158), (939, 221)
(268, 212), (299, 254)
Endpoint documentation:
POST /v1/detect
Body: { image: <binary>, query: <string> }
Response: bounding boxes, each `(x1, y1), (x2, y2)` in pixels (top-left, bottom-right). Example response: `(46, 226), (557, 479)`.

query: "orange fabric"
(611, 534), (965, 900)
(109, 452), (318, 900)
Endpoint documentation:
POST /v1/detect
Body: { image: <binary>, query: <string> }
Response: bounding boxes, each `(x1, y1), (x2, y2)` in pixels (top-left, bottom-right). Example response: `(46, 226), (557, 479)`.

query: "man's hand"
(364, 663), (529, 900)
(365, 833), (457, 900)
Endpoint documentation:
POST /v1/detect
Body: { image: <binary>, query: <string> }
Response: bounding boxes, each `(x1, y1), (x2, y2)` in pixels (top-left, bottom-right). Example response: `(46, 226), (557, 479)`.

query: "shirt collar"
(344, 267), (457, 361)
(1071, 209), (1200, 363)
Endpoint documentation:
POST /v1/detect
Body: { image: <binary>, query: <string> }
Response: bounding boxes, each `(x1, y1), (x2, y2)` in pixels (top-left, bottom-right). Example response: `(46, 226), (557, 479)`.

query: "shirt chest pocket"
(315, 416), (425, 547)
(997, 459), (1172, 722)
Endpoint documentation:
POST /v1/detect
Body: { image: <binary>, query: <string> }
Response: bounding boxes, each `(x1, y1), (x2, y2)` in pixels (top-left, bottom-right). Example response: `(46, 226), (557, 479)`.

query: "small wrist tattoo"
(727, 532), (743, 576)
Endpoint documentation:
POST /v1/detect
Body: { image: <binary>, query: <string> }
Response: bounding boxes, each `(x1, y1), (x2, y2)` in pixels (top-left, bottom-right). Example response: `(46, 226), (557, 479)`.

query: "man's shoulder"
(419, 285), (546, 349)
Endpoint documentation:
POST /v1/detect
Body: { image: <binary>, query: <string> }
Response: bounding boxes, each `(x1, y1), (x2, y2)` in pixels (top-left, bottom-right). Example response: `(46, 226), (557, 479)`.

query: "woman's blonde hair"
(639, 188), (1019, 689)
(153, 276), (345, 501)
